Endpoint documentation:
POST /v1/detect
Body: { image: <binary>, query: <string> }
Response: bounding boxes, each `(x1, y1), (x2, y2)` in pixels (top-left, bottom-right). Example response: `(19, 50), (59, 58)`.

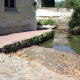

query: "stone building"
(0, 0), (37, 35)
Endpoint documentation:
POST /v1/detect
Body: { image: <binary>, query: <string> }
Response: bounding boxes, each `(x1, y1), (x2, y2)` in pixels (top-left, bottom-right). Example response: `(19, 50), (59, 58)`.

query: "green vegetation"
(70, 26), (80, 35)
(1, 31), (54, 53)
(55, 0), (80, 9)
(65, 0), (79, 9)
(37, 19), (56, 25)
(55, 1), (65, 8)
(41, 0), (55, 7)
(73, 26), (80, 31)
(68, 6), (80, 34)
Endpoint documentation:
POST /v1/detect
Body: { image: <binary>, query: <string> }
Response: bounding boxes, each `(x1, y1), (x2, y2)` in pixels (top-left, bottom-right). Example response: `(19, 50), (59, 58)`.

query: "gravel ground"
(0, 47), (76, 80)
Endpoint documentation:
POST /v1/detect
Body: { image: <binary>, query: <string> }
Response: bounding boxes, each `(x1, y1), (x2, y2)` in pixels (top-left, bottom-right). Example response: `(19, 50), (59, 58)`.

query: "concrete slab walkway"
(0, 52), (75, 80)
(0, 29), (52, 48)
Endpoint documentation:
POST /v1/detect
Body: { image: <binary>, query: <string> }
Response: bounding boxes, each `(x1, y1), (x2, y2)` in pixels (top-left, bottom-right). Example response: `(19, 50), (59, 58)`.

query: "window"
(5, 0), (16, 11)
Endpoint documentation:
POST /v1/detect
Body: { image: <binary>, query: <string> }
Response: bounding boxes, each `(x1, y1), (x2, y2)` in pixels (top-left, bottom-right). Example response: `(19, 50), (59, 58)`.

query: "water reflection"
(39, 32), (80, 54)
(53, 33), (69, 46)
(69, 35), (80, 54)
(52, 46), (75, 53)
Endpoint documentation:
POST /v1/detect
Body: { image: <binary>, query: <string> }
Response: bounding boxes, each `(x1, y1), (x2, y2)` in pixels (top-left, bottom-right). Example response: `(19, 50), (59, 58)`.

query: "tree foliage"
(55, 1), (65, 8)
(41, 0), (55, 7)
(68, 6), (80, 34)
(54, 0), (80, 8)
(65, 0), (79, 9)
(69, 6), (80, 28)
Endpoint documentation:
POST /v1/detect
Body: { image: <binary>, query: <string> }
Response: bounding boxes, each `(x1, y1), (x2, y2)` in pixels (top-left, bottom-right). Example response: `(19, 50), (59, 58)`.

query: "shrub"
(73, 26), (80, 31)
(68, 6), (80, 29)
(68, 6), (80, 34)
(37, 19), (55, 25)
(70, 26), (80, 35)
(37, 21), (42, 25)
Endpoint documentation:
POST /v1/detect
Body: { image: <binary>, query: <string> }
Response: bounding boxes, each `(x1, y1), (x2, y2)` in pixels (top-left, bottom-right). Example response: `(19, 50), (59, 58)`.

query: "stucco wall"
(0, 0), (37, 35)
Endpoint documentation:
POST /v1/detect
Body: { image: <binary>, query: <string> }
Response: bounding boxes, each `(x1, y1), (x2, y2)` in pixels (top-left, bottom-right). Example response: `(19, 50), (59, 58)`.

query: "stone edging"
(0, 31), (54, 53)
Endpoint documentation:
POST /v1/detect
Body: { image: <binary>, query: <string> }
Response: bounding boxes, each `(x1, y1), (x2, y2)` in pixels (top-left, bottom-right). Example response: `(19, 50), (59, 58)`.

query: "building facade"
(0, 0), (37, 35)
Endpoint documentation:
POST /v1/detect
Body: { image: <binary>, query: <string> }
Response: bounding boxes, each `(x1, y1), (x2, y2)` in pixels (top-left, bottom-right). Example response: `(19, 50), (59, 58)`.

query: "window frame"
(5, 0), (16, 11)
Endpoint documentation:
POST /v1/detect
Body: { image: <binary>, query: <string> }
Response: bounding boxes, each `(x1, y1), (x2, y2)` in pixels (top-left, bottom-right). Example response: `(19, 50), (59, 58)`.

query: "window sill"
(5, 10), (18, 14)
(5, 7), (18, 14)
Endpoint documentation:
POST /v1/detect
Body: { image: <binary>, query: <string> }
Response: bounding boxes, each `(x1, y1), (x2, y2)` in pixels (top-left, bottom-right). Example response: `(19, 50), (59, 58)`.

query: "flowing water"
(39, 31), (80, 54)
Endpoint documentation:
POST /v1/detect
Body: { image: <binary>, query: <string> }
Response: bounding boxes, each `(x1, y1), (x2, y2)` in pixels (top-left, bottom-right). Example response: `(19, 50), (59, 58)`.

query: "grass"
(37, 18), (56, 25)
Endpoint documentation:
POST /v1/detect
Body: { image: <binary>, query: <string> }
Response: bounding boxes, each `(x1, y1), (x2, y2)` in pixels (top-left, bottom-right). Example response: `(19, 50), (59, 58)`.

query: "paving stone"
(0, 47), (78, 80)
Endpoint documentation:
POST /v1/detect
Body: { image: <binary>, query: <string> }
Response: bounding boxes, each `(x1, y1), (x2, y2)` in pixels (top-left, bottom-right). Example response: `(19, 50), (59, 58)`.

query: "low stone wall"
(0, 31), (54, 53)
(36, 8), (73, 20)
(37, 8), (73, 12)
(36, 8), (73, 28)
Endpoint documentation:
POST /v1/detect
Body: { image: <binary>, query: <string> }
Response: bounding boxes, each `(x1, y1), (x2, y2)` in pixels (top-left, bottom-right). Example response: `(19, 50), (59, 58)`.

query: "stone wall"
(36, 8), (73, 20)
(36, 8), (73, 26)
(0, 0), (37, 35)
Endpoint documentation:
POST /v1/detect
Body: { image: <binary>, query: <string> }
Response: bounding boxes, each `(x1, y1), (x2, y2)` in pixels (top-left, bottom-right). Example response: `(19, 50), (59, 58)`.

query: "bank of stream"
(39, 29), (80, 54)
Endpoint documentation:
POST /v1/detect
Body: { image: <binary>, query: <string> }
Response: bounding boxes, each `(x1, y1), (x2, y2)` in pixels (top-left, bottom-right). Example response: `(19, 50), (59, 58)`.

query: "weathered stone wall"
(36, 8), (73, 26)
(0, 0), (37, 35)
(36, 8), (73, 19)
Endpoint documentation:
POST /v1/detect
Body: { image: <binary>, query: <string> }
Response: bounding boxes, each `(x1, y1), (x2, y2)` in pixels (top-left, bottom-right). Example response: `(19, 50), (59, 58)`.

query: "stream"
(39, 31), (80, 54)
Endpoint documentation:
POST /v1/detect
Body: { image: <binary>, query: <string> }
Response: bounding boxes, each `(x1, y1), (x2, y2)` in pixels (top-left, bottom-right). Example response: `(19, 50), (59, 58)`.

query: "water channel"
(39, 30), (80, 54)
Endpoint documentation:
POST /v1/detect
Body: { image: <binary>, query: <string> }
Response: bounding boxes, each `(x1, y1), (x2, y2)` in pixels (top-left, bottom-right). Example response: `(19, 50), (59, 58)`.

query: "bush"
(73, 26), (80, 31)
(70, 26), (80, 35)
(37, 19), (55, 25)
(37, 21), (42, 25)
(68, 6), (80, 29)
(68, 6), (80, 34)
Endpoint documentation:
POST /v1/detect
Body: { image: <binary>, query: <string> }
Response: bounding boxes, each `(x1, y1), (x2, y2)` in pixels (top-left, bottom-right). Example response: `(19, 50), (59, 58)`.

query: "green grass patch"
(37, 18), (56, 25)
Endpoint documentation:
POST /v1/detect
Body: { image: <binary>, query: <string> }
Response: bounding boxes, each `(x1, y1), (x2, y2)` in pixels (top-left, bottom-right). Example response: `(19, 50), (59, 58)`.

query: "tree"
(65, 0), (79, 9)
(69, 6), (80, 28)
(68, 6), (80, 35)
(41, 0), (55, 7)
(55, 1), (65, 8)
